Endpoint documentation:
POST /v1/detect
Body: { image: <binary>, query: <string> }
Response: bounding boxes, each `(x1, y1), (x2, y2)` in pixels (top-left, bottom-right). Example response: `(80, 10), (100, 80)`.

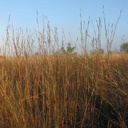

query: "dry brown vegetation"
(0, 11), (128, 128)
(0, 53), (128, 128)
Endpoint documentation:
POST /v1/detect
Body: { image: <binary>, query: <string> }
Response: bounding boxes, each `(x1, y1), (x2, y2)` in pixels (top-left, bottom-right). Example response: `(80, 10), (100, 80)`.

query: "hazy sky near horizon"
(0, 0), (128, 51)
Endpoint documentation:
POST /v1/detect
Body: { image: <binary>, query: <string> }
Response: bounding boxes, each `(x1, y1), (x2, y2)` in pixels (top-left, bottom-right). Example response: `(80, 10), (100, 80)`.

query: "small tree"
(66, 43), (76, 55)
(120, 42), (128, 53)
(54, 43), (77, 55)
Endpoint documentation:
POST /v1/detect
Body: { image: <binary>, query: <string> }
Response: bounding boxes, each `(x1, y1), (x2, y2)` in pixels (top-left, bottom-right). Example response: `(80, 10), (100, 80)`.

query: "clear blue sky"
(0, 0), (128, 51)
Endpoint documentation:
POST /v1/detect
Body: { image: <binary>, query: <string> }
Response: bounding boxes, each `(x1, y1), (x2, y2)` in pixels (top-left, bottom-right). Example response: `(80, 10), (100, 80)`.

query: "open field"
(0, 53), (128, 128)
(0, 9), (127, 127)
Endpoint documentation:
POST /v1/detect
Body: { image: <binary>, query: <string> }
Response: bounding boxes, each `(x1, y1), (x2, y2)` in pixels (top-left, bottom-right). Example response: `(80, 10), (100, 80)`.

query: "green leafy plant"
(120, 42), (128, 53)
(54, 43), (77, 55)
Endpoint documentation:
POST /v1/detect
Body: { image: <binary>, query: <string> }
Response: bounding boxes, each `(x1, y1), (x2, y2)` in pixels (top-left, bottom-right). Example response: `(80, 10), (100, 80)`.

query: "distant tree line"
(33, 42), (128, 56)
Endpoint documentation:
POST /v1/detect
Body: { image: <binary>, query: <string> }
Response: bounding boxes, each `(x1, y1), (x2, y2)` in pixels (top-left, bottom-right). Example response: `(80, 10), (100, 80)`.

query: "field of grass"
(0, 11), (128, 127)
(0, 53), (128, 128)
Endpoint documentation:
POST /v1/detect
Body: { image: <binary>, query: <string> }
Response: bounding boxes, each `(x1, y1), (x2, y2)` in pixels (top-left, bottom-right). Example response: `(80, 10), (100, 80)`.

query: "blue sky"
(0, 0), (128, 52)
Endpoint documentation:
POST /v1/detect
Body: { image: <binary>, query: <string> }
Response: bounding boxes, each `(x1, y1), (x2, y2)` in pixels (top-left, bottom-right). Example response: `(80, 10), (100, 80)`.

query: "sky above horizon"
(0, 0), (128, 52)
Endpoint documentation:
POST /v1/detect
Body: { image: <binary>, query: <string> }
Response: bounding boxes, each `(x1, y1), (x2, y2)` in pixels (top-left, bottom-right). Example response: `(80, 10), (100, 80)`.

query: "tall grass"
(0, 10), (128, 128)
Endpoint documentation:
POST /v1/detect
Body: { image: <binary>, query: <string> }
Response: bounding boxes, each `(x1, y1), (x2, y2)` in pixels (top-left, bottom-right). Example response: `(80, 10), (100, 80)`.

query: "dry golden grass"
(0, 53), (128, 127)
(0, 10), (127, 127)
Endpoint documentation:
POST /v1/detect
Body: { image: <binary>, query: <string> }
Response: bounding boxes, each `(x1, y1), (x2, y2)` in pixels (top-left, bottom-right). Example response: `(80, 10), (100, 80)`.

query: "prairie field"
(0, 12), (128, 128)
(0, 53), (128, 128)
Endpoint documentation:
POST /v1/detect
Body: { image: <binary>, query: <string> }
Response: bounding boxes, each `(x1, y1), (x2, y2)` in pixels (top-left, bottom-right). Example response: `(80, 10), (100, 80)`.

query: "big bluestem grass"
(0, 10), (128, 128)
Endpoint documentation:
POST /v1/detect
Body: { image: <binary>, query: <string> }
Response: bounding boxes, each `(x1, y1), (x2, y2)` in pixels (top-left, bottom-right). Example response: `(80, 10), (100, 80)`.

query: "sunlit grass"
(0, 53), (128, 127)
(0, 10), (128, 128)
